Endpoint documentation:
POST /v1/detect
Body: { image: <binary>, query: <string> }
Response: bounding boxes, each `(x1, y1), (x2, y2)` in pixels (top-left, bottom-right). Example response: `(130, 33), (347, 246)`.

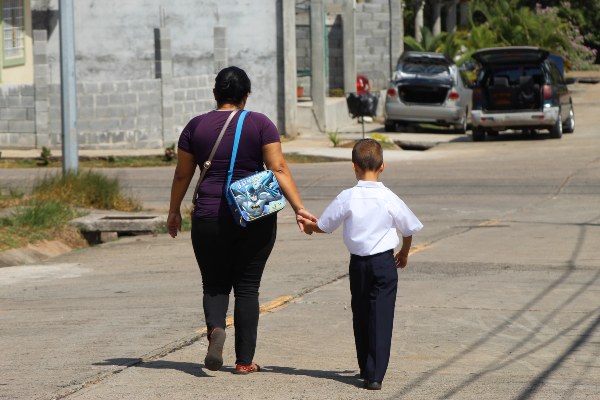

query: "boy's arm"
(395, 235), (412, 269)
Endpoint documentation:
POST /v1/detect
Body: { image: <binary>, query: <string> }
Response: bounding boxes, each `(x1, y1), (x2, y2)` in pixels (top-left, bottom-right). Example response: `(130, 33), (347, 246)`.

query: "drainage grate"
(394, 141), (434, 151)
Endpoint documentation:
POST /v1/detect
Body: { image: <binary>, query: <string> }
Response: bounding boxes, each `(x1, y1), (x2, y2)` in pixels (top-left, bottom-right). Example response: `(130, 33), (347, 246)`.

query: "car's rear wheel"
(384, 120), (397, 132)
(563, 107), (575, 134)
(455, 110), (468, 134)
(472, 127), (486, 142)
(549, 109), (563, 139)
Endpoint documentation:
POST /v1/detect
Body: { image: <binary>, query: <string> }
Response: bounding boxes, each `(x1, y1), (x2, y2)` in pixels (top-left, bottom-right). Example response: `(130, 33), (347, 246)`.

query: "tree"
(403, 27), (470, 65)
(470, 0), (570, 52)
(403, 26), (447, 53)
(468, 0), (597, 68)
(517, 0), (600, 63)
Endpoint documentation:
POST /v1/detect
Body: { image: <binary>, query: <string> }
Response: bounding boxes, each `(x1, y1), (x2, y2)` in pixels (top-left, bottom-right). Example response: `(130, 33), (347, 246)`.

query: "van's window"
(549, 63), (564, 84)
(488, 66), (544, 85)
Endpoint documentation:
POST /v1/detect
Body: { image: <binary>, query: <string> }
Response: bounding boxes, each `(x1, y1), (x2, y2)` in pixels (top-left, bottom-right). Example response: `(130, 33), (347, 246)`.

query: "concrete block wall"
(173, 74), (216, 133)
(296, 0), (394, 95)
(296, 9), (344, 95)
(46, 79), (163, 150)
(0, 85), (36, 148)
(354, 0), (392, 91)
(34, 0), (280, 130)
(1, 74), (218, 150)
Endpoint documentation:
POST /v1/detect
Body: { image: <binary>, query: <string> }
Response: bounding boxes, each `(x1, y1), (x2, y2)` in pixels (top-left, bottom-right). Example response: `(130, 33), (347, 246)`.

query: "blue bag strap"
(226, 110), (249, 191)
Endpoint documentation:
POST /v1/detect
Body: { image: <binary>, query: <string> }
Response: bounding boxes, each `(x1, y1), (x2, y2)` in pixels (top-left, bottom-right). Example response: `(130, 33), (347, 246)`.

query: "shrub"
(327, 130), (342, 147)
(163, 144), (176, 162)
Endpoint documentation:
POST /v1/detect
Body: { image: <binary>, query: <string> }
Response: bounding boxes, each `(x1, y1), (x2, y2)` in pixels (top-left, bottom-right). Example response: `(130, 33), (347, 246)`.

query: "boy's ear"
(379, 162), (385, 173)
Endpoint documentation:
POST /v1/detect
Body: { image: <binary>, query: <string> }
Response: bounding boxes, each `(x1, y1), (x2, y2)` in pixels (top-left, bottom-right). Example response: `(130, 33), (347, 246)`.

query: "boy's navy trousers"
(349, 249), (398, 383)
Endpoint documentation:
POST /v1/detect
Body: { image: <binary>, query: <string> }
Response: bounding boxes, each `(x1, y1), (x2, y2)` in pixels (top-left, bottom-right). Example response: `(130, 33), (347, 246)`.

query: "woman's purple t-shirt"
(178, 110), (281, 219)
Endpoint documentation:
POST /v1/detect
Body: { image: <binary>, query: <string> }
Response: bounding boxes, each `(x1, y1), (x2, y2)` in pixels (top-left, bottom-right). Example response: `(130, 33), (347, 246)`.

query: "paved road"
(0, 82), (599, 399)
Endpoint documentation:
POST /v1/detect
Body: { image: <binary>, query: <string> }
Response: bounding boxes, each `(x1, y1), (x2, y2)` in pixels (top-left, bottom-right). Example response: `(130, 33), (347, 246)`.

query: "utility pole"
(59, 0), (78, 173)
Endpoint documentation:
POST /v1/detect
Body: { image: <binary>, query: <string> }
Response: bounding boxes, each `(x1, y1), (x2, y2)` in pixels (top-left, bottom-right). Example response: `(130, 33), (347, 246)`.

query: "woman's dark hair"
(213, 66), (251, 106)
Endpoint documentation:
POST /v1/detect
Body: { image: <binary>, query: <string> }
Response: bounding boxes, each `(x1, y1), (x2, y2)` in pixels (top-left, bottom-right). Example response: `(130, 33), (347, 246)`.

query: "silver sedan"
(384, 51), (472, 133)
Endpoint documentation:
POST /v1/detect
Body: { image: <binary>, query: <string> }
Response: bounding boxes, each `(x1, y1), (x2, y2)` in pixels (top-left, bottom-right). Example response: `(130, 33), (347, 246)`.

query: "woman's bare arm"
(167, 149), (196, 237)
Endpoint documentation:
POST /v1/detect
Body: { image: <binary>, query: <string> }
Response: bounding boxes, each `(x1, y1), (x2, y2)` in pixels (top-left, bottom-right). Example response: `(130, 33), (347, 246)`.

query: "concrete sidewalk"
(0, 119), (466, 162)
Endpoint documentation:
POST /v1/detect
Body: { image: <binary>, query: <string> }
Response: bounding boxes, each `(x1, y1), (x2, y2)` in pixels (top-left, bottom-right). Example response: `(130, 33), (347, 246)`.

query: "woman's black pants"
(191, 215), (277, 366)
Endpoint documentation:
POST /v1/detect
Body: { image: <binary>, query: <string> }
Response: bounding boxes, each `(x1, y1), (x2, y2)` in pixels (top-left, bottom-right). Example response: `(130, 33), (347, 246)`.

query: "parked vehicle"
(384, 51), (472, 133)
(470, 46), (575, 141)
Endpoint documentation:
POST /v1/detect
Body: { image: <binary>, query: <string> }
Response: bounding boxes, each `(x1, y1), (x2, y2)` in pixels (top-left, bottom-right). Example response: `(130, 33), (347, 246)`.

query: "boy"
(301, 139), (423, 390)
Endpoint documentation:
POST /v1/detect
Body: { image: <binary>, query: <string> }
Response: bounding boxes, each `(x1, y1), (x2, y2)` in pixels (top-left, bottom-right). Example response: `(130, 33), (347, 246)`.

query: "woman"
(167, 66), (315, 374)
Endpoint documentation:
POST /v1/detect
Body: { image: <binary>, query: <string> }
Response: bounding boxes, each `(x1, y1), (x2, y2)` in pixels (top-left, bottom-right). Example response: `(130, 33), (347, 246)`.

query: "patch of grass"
(0, 200), (85, 251)
(31, 170), (142, 211)
(0, 155), (177, 169)
(7, 199), (76, 229)
(0, 170), (146, 252)
(0, 186), (24, 208)
(370, 133), (398, 149)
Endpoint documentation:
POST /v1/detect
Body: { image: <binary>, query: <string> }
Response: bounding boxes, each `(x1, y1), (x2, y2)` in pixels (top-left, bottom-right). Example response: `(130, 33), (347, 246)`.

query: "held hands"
(167, 210), (182, 238)
(297, 215), (318, 235)
(295, 208), (317, 233)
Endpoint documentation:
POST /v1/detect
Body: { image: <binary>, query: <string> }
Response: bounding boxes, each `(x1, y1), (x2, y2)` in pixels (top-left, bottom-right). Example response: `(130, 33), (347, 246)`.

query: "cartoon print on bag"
(232, 171), (283, 219)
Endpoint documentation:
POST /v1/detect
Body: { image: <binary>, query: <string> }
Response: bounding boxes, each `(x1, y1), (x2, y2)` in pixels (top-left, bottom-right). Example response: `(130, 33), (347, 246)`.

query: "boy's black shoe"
(364, 380), (382, 390)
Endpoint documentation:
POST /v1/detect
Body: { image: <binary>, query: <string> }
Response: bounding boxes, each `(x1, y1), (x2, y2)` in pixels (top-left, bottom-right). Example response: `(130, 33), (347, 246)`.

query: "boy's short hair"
(352, 139), (383, 171)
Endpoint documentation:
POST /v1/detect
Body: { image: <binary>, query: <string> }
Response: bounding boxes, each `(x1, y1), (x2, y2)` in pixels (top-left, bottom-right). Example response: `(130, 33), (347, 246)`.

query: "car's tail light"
(543, 85), (553, 100)
(387, 88), (398, 97)
(448, 91), (460, 101)
(472, 87), (482, 103)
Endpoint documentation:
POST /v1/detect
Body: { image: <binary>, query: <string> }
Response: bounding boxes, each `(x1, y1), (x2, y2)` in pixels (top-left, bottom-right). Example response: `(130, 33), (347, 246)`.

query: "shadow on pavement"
(265, 365), (362, 388)
(94, 358), (210, 378)
(94, 359), (363, 387)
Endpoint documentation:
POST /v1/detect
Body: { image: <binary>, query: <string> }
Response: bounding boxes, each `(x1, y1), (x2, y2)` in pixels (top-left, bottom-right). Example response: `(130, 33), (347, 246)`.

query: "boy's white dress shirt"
(317, 180), (423, 257)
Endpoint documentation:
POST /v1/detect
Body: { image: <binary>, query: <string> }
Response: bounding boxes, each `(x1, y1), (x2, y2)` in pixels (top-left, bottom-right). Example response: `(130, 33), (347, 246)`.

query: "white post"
(343, 0), (356, 94)
(59, 0), (78, 173)
(414, 0), (424, 42)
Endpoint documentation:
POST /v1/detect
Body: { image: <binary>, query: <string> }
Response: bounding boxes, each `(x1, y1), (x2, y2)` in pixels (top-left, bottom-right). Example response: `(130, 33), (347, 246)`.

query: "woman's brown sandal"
(233, 362), (261, 375)
(204, 327), (226, 371)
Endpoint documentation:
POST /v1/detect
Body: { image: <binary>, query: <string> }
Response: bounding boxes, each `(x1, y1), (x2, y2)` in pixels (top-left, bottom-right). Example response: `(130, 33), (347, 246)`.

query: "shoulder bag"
(225, 110), (286, 227)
